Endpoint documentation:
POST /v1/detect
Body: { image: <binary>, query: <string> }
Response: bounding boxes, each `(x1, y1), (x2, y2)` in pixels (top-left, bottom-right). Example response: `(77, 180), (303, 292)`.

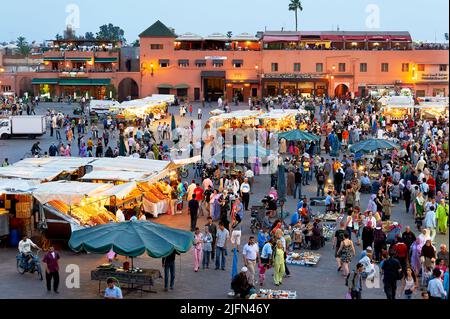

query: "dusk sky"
(1, 0), (448, 43)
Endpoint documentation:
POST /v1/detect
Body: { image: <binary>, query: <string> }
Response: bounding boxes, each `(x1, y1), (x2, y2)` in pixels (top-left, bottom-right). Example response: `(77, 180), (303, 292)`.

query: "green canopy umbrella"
(278, 129), (321, 142)
(213, 144), (271, 163)
(349, 139), (398, 154)
(69, 221), (194, 258)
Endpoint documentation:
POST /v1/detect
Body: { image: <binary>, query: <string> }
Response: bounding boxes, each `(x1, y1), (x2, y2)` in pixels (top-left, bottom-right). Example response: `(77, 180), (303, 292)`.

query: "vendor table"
(91, 268), (162, 295)
(142, 198), (169, 218)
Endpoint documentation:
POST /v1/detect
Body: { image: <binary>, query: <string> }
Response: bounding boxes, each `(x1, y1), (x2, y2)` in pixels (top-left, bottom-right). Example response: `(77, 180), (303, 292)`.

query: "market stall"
(258, 109), (307, 131)
(0, 178), (39, 239)
(381, 96), (415, 122)
(33, 181), (118, 234)
(417, 97), (449, 120)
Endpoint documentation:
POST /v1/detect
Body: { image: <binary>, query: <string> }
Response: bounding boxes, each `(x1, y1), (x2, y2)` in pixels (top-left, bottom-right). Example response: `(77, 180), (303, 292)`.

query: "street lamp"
(150, 63), (154, 76)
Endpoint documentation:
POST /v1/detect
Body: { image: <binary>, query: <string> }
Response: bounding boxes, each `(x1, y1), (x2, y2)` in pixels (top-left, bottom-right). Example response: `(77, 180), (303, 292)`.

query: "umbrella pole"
(131, 257), (134, 269)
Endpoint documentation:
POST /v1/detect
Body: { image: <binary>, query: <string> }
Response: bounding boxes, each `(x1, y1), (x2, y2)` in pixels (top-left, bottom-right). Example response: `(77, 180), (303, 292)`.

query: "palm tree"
(16, 36), (31, 57)
(288, 0), (303, 32)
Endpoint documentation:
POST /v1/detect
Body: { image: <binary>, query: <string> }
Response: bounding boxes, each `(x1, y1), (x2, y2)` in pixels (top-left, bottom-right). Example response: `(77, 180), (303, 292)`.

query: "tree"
(96, 23), (126, 43)
(226, 31), (233, 39)
(288, 0), (303, 32)
(64, 25), (77, 39)
(85, 32), (95, 40)
(131, 39), (140, 47)
(55, 34), (63, 41)
(16, 36), (32, 56)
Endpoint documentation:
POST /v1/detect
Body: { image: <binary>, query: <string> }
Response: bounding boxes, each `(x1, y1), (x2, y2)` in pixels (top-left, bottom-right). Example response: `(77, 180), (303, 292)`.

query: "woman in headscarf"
(286, 169), (295, 197)
(410, 238), (422, 275)
(367, 194), (377, 214)
(415, 192), (425, 231)
(273, 240), (286, 286)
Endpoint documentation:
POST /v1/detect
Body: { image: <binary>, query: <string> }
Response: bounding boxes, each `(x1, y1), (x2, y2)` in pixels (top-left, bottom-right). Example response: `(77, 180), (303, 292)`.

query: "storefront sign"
(420, 73), (448, 81)
(205, 56), (228, 60)
(262, 73), (326, 79)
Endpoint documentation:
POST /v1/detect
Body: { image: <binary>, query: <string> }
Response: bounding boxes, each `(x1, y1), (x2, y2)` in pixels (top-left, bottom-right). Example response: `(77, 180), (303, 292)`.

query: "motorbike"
(16, 250), (43, 280)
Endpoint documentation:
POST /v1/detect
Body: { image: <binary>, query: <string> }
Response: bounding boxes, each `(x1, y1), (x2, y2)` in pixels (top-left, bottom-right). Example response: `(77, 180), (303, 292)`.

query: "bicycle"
(16, 249), (43, 281)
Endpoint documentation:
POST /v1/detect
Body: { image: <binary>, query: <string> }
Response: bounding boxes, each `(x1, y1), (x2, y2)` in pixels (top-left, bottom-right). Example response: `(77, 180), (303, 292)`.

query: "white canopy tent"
(94, 182), (137, 199)
(80, 170), (151, 182)
(32, 181), (113, 206)
(0, 179), (40, 195)
(258, 109), (307, 119)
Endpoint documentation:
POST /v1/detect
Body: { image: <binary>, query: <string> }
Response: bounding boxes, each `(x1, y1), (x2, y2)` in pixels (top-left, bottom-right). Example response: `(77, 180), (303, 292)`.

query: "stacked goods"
(142, 182), (170, 203)
(15, 201), (32, 218)
(48, 200), (70, 214)
(48, 200), (117, 226)
(70, 206), (117, 226)
(286, 251), (321, 266)
(251, 289), (297, 299)
(115, 188), (142, 206)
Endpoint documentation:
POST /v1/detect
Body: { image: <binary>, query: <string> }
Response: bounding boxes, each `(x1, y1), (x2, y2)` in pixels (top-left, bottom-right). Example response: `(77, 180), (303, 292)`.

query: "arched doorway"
(118, 78), (139, 102)
(334, 84), (349, 98)
(19, 77), (33, 97)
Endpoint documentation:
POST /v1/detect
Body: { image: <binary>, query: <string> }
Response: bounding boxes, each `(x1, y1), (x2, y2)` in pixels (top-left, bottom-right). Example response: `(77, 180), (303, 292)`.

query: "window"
(293, 63), (301, 72)
(316, 63), (323, 73)
(416, 90), (426, 97)
(159, 61), (169, 68)
(360, 63), (367, 72)
(417, 64), (425, 71)
(381, 63), (389, 72)
(439, 64), (447, 72)
(338, 63), (346, 72)
(212, 60), (223, 68)
(402, 63), (409, 72)
(1, 85), (12, 92)
(271, 63), (278, 72)
(195, 62), (206, 67)
(150, 44), (164, 50)
(178, 60), (189, 67)
(233, 63), (242, 68)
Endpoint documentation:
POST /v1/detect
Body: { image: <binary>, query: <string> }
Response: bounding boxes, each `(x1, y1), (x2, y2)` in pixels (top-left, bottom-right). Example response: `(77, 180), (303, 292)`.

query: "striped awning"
(157, 83), (173, 89)
(43, 57), (64, 61)
(32, 78), (59, 85)
(174, 83), (189, 89)
(59, 78), (110, 86)
(95, 57), (118, 63)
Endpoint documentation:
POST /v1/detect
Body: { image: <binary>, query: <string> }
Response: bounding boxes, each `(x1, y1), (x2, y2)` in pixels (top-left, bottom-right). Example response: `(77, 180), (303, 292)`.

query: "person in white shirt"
(240, 178), (251, 211)
(242, 236), (259, 286)
(186, 180), (197, 202)
(245, 168), (254, 191)
(18, 235), (41, 265)
(116, 208), (126, 222)
(423, 205), (437, 242)
(427, 268), (447, 299)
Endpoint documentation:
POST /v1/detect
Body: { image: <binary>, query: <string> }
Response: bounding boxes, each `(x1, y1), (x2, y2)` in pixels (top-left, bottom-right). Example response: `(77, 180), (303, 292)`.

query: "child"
(422, 266), (433, 287)
(258, 263), (269, 286)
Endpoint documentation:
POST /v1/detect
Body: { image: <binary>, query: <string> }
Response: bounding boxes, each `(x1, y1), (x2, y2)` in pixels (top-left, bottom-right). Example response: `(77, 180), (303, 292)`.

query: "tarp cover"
(0, 179), (40, 194)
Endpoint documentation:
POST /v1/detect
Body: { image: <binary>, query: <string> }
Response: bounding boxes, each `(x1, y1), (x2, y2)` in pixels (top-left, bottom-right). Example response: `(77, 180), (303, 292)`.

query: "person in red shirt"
(427, 175), (436, 197)
(193, 183), (204, 216)
(42, 244), (60, 293)
(391, 237), (408, 276)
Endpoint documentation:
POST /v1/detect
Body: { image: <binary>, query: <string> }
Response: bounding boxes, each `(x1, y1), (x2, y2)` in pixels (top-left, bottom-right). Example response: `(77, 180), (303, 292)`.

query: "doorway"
(203, 78), (224, 101)
(194, 88), (200, 101)
(232, 88), (244, 102)
(334, 84), (349, 98)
